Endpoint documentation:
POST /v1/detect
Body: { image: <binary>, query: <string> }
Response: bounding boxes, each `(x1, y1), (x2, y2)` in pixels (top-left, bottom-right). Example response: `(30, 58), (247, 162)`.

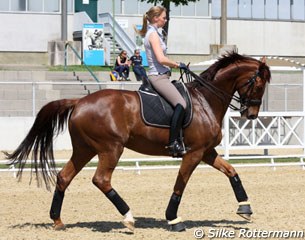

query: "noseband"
(184, 68), (263, 114)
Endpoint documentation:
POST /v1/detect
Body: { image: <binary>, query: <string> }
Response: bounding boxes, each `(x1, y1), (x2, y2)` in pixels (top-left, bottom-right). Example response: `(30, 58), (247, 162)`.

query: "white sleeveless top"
(144, 25), (170, 75)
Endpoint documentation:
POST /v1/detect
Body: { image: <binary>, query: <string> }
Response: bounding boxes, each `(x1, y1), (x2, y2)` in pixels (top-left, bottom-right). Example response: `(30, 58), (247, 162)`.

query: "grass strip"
(1, 157), (302, 170)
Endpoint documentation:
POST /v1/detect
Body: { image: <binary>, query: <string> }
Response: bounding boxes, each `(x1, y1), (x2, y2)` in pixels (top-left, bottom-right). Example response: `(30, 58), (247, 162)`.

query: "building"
(0, 0), (305, 65)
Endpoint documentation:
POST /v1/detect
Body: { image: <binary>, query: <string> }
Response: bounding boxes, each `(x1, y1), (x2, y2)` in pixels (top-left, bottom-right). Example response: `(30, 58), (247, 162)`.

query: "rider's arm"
(149, 32), (179, 69)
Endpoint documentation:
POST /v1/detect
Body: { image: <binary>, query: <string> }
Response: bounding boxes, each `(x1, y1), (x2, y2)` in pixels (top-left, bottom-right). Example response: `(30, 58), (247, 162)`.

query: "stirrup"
(166, 140), (188, 158)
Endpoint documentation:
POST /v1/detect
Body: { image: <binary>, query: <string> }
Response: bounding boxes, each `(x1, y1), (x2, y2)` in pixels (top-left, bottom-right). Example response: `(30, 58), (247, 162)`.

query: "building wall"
(0, 12), (305, 58)
(0, 13), (74, 52)
(227, 20), (305, 56)
(118, 15), (305, 57)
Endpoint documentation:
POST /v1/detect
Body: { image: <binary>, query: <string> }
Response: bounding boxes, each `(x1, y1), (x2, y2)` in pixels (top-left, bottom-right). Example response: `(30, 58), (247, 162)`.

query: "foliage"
(139, 0), (200, 35)
(48, 65), (112, 72)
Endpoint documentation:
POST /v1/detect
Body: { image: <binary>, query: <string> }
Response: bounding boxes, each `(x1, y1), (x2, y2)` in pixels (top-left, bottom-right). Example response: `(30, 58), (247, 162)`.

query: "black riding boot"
(167, 104), (188, 157)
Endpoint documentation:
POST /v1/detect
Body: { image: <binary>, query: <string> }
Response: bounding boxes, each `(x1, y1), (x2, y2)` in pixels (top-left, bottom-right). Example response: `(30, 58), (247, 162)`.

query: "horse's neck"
(188, 88), (225, 130)
(197, 74), (236, 121)
(194, 61), (260, 122)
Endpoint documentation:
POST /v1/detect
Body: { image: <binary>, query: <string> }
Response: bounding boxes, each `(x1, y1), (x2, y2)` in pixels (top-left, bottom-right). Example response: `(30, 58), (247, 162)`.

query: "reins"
(178, 68), (260, 113)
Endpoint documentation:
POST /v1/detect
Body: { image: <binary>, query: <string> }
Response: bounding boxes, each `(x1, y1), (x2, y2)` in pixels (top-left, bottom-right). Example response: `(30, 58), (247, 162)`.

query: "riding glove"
(179, 62), (189, 72)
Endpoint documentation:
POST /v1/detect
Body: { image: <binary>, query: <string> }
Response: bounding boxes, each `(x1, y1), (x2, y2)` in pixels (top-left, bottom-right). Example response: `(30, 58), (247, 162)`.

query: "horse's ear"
(260, 56), (266, 64)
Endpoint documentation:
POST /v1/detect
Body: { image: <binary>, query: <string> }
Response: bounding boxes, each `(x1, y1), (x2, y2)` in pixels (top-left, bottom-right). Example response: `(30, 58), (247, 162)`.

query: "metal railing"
(1, 155), (304, 176)
(1, 82), (305, 154)
(64, 42), (101, 85)
(99, 12), (137, 57)
(0, 81), (141, 117)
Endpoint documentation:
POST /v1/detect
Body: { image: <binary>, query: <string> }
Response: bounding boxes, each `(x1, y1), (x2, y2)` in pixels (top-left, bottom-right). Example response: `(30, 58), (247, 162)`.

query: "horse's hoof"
(168, 217), (186, 232)
(238, 213), (252, 221)
(53, 223), (66, 231)
(237, 201), (253, 222)
(169, 222), (186, 232)
(52, 218), (66, 230)
(122, 220), (135, 233)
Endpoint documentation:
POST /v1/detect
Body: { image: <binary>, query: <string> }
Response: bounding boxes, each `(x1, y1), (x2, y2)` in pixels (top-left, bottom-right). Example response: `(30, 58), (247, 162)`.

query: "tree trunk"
(162, 0), (170, 44)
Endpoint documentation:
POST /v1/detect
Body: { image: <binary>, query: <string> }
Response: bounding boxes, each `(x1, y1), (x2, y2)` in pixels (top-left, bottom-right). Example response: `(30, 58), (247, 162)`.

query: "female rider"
(136, 6), (189, 157)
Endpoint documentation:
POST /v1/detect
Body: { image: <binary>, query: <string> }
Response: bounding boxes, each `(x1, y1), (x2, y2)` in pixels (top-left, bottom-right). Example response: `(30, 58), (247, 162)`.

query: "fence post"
(32, 82), (36, 117)
(303, 69), (305, 159)
(224, 108), (230, 159)
(64, 42), (68, 71)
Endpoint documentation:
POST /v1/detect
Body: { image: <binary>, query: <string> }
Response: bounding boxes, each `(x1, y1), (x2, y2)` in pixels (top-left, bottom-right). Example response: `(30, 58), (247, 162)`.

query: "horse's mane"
(199, 51), (258, 82)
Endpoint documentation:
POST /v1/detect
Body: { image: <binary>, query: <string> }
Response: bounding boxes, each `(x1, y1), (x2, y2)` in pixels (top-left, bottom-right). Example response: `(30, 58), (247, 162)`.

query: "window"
(228, 0), (238, 18)
(100, 0), (121, 14)
(0, 0), (9, 11)
(252, 0), (265, 19)
(279, 0), (291, 19)
(238, 0), (252, 18)
(45, 0), (59, 12)
(11, 0), (26, 11)
(170, 2), (181, 16)
(139, 1), (154, 14)
(125, 0), (138, 14)
(265, 0), (278, 19)
(116, 0), (210, 17)
(67, 0), (74, 13)
(99, 0), (112, 13)
(196, 0), (209, 16)
(212, 0), (221, 17)
(170, 0), (209, 17)
(0, 0), (73, 12)
(182, 2), (195, 16)
(292, 0), (305, 20)
(212, 0), (305, 21)
(28, 0), (42, 12)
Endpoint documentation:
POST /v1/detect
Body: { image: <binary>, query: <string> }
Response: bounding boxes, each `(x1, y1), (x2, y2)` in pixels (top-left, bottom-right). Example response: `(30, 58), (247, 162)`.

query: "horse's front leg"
(165, 151), (202, 231)
(203, 149), (253, 221)
(92, 149), (135, 233)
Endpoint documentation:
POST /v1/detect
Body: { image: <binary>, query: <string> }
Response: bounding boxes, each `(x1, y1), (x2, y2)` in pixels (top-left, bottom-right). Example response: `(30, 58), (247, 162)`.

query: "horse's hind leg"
(50, 149), (95, 230)
(92, 147), (135, 232)
(203, 149), (253, 221)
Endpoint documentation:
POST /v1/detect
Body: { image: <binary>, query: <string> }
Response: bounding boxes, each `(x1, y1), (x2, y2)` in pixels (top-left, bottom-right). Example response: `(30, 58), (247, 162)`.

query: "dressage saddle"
(137, 77), (193, 128)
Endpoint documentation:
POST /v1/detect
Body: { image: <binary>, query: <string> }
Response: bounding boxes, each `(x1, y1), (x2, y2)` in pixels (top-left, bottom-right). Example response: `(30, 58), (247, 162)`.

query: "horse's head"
(236, 56), (271, 119)
(192, 52), (271, 119)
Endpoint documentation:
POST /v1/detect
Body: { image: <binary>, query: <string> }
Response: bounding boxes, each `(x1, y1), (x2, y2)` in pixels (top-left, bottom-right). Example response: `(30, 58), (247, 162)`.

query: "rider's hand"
(179, 62), (189, 72)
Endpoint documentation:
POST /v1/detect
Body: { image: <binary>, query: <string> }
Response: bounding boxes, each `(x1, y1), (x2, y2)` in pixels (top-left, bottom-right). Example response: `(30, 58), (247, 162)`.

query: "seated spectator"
(130, 49), (147, 81)
(129, 49), (147, 82)
(114, 50), (131, 81)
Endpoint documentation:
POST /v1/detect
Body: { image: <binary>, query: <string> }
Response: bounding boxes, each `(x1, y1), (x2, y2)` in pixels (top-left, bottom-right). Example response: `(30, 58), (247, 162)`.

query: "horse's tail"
(4, 99), (78, 190)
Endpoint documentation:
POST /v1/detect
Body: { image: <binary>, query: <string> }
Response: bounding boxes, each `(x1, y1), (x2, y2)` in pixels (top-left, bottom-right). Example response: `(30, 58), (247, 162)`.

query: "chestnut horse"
(5, 52), (271, 232)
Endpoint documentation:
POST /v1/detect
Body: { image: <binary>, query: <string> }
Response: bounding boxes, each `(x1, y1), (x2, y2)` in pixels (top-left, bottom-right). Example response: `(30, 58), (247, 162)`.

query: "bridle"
(180, 68), (264, 115)
(235, 70), (263, 114)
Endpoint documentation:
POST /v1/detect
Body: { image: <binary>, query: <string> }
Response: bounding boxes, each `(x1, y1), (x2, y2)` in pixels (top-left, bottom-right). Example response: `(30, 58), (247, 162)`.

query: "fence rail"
(1, 66), (305, 172)
(1, 154), (305, 176)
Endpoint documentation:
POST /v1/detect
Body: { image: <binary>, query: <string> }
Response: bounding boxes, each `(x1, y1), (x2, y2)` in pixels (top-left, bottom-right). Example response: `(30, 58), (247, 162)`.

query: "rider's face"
(155, 11), (167, 28)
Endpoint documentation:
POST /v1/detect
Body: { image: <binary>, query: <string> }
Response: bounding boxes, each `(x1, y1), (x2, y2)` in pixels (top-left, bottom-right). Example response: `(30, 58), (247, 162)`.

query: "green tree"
(140, 0), (199, 38)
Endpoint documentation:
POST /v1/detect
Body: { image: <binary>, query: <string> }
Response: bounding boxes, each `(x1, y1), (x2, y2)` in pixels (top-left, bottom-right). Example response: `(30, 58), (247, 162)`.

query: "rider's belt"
(158, 71), (171, 77)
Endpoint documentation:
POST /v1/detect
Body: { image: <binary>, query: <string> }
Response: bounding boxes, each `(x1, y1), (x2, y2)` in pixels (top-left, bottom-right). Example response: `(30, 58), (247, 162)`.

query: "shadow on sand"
(10, 217), (250, 233)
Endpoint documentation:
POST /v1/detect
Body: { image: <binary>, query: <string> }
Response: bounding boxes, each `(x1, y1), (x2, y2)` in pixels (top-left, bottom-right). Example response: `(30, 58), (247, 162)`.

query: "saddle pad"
(137, 81), (193, 128)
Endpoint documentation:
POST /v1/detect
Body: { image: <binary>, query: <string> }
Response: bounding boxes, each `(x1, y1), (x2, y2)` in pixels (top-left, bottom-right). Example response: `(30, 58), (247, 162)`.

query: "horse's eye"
(254, 86), (264, 94)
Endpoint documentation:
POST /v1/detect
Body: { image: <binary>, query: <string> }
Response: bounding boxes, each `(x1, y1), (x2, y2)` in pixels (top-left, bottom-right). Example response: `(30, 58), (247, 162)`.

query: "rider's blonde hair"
(134, 6), (166, 37)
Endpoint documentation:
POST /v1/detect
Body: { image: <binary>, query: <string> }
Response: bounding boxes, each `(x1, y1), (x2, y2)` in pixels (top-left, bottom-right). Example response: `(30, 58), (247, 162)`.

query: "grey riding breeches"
(148, 74), (187, 109)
